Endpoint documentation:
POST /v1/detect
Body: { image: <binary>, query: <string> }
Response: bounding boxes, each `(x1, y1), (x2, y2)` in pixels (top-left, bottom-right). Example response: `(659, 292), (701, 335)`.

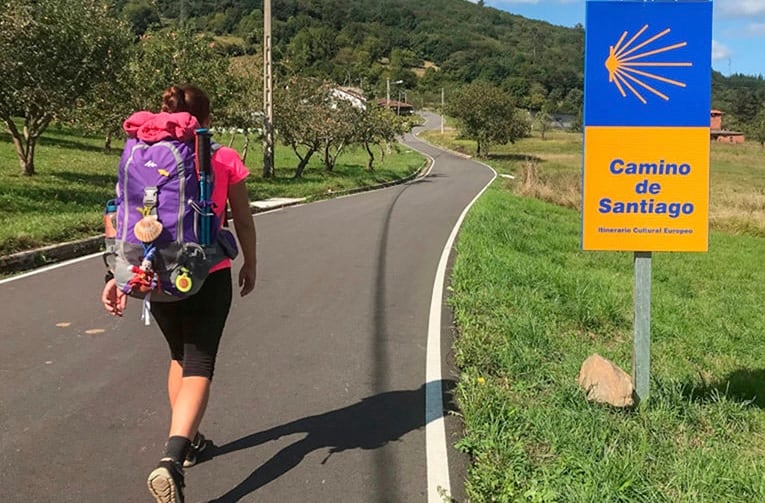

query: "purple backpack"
(105, 134), (235, 301)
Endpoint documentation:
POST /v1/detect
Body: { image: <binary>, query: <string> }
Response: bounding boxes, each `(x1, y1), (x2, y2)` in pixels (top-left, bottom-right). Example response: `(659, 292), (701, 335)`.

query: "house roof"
(331, 88), (367, 110)
(376, 99), (413, 108)
(337, 87), (366, 101)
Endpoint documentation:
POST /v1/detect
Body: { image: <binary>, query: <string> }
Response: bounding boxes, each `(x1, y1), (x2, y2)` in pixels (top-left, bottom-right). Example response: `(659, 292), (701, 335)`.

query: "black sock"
(165, 436), (191, 464)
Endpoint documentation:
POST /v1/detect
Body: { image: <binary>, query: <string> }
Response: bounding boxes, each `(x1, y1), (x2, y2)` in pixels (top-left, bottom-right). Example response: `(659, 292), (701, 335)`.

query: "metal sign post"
(633, 251), (652, 401)
(583, 0), (712, 402)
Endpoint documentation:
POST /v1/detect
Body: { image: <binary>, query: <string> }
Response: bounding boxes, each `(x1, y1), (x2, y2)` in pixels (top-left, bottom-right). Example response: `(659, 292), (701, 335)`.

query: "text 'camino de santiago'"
(598, 158), (694, 219)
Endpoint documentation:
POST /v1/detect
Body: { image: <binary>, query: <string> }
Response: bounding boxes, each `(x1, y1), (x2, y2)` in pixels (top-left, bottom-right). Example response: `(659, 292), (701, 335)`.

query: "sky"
(470, 0), (765, 78)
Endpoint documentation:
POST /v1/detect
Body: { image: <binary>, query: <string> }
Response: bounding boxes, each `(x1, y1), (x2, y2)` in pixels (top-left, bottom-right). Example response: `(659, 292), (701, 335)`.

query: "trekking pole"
(195, 128), (213, 245)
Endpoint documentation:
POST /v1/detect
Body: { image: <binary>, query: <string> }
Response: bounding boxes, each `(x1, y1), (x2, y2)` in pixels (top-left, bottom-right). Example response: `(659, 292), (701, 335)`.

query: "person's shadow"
(683, 368), (765, 408)
(205, 379), (458, 502)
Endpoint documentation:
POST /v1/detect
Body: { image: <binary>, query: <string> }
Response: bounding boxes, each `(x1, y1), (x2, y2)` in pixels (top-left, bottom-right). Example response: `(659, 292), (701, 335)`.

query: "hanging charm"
(174, 268), (193, 293)
(134, 215), (163, 243)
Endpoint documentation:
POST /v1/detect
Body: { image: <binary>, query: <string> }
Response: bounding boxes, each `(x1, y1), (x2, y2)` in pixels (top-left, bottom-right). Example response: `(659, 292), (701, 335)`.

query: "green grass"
(0, 126), (423, 256)
(423, 129), (765, 501)
(450, 189), (765, 502)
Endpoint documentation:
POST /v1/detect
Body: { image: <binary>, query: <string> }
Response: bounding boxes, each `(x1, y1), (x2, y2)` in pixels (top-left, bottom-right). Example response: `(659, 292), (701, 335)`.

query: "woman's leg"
(169, 376), (210, 438)
(169, 270), (232, 440)
(148, 307), (189, 503)
(151, 305), (187, 421)
(167, 360), (183, 410)
(148, 270), (232, 502)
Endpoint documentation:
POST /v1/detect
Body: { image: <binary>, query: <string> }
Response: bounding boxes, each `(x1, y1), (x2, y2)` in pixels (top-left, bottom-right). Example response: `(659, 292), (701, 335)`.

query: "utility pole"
(386, 78), (402, 114)
(441, 88), (445, 135)
(262, 0), (274, 178)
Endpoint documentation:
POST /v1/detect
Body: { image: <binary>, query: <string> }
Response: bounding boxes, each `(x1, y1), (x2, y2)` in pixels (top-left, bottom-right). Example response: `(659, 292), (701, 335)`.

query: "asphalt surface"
(0, 112), (495, 503)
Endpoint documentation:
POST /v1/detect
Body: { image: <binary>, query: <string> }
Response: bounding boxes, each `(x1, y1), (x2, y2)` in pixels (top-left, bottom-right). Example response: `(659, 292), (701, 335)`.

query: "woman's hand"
(238, 261), (257, 297)
(102, 278), (127, 316)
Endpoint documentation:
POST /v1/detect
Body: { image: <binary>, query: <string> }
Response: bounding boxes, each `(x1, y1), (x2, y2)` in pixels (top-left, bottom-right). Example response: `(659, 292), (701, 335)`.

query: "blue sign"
(584, 1), (712, 127)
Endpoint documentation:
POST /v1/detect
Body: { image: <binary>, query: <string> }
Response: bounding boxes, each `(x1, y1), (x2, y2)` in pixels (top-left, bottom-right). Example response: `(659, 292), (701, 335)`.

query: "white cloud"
(711, 40), (732, 61)
(748, 23), (765, 35)
(718, 0), (765, 18)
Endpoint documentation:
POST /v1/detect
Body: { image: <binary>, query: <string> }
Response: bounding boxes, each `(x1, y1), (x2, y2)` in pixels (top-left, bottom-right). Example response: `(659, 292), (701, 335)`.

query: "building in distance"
(710, 109), (745, 144)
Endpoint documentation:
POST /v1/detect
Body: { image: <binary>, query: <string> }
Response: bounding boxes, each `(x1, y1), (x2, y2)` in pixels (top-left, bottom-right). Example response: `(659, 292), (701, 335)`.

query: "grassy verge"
(420, 130), (765, 501)
(0, 127), (423, 256)
(421, 129), (765, 236)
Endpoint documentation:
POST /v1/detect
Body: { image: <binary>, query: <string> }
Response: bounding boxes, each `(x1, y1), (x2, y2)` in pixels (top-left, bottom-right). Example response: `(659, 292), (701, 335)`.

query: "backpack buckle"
(143, 186), (158, 214)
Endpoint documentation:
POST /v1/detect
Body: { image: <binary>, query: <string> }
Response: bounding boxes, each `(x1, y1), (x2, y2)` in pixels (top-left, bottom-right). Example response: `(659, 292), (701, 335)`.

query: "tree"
(219, 55), (264, 163)
(287, 26), (338, 75)
(561, 88), (584, 115)
(71, 28), (234, 153)
(67, 72), (134, 154)
(447, 81), (530, 157)
(121, 1), (161, 37)
(533, 106), (553, 140)
(0, 0), (131, 175)
(526, 81), (548, 111)
(354, 106), (408, 170)
(127, 30), (233, 113)
(750, 105), (765, 148)
(274, 76), (333, 178)
(321, 98), (358, 171)
(729, 87), (761, 129)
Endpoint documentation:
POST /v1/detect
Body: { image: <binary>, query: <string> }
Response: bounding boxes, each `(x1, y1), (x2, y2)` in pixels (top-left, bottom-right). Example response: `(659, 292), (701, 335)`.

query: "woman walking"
(101, 84), (257, 503)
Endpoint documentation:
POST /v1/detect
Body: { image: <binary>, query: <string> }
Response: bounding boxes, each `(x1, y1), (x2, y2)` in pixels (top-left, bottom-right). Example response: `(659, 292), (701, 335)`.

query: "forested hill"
(115, 0), (764, 119)
(116, 0), (585, 113)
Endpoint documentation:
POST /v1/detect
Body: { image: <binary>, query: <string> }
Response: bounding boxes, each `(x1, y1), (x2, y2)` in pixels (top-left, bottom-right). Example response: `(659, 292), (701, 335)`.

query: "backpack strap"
(206, 141), (233, 228)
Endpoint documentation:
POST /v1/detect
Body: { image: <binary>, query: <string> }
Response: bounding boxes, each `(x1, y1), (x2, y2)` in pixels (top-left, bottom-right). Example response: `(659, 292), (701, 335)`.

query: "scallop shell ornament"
(133, 215), (163, 243)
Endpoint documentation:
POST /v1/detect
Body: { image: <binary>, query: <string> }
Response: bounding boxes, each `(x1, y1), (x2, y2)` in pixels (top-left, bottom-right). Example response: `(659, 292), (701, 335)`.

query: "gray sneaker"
(183, 432), (207, 468)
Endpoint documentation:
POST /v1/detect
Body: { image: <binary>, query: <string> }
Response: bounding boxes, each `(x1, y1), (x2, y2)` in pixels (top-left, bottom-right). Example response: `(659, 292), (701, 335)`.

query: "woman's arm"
(228, 180), (257, 296)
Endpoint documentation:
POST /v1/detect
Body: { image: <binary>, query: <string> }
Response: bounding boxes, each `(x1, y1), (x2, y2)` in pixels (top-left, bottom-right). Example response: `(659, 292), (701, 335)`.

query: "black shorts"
(150, 269), (233, 379)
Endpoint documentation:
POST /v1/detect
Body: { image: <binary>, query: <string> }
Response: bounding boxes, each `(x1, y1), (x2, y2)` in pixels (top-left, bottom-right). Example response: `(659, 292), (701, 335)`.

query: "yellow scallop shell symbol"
(605, 25), (691, 104)
(175, 270), (193, 293)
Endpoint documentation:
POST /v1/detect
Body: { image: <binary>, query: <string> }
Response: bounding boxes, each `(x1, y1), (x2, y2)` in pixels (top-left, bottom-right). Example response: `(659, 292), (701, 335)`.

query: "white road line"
(0, 252), (103, 285)
(412, 136), (497, 502)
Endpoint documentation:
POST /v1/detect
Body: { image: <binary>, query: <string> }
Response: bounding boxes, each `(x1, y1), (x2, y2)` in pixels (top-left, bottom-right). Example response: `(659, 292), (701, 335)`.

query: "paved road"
(0, 112), (495, 503)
